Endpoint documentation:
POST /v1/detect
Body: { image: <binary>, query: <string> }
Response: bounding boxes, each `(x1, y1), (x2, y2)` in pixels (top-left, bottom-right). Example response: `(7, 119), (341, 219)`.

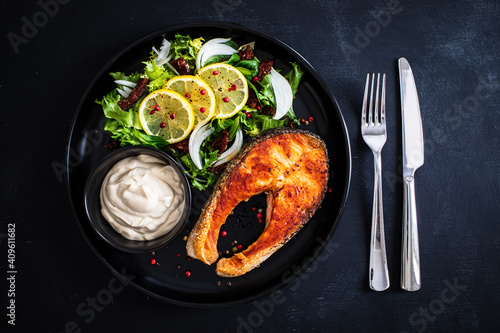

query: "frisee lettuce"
(169, 34), (204, 71)
(142, 53), (175, 91)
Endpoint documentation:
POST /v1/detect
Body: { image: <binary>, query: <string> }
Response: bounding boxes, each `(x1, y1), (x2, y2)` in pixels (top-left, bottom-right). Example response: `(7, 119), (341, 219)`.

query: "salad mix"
(97, 34), (304, 190)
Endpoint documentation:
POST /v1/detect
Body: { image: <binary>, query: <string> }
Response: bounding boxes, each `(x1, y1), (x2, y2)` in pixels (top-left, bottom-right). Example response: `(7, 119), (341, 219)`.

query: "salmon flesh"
(186, 128), (329, 277)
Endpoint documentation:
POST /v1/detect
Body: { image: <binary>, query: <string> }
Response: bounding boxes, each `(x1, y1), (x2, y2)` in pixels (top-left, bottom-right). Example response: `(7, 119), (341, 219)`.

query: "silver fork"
(362, 73), (390, 291)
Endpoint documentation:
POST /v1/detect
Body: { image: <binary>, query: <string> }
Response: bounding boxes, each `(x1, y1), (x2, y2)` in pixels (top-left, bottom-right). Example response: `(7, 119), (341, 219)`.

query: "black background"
(1, 0), (499, 332)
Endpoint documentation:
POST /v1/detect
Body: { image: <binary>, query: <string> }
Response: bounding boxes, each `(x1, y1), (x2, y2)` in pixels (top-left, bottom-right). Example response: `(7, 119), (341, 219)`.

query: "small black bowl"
(84, 146), (191, 253)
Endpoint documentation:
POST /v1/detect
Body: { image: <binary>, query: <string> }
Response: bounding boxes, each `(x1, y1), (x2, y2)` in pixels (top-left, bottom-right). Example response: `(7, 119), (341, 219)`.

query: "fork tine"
(362, 74), (370, 125)
(368, 73), (375, 124)
(374, 73), (380, 124)
(381, 73), (386, 125)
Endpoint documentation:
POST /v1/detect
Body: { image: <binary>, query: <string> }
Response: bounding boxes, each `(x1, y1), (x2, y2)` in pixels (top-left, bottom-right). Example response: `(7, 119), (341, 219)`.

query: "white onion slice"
(155, 38), (172, 66)
(189, 123), (215, 170)
(269, 68), (293, 119)
(122, 86), (133, 94)
(213, 127), (243, 167)
(166, 61), (179, 75)
(116, 88), (128, 98)
(195, 38), (237, 71)
(114, 80), (137, 88)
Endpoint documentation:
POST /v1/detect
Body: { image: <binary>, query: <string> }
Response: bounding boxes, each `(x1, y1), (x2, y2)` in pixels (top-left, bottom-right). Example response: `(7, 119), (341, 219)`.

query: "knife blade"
(399, 57), (424, 291)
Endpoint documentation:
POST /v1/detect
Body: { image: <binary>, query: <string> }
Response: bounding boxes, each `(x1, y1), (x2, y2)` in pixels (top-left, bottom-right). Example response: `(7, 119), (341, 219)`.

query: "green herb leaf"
(205, 54), (231, 66)
(226, 53), (241, 65)
(235, 59), (259, 78)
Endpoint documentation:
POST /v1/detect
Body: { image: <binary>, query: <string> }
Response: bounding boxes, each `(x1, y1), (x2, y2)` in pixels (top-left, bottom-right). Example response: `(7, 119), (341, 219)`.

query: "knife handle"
(401, 176), (421, 291)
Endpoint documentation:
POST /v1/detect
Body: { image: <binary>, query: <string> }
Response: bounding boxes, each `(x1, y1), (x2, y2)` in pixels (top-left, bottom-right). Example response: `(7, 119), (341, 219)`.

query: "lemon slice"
(138, 89), (195, 144)
(196, 63), (248, 119)
(164, 75), (216, 126)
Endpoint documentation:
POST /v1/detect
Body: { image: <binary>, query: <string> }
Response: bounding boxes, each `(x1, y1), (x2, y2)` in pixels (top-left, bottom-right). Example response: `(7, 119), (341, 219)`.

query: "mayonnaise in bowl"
(100, 154), (185, 241)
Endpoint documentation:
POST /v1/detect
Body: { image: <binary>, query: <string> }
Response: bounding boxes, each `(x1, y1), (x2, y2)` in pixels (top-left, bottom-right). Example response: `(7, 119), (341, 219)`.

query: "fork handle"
(369, 151), (390, 291)
(401, 176), (421, 291)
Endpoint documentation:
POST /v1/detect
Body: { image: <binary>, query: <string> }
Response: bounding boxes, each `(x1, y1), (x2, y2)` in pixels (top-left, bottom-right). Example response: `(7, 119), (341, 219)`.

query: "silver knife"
(399, 57), (424, 291)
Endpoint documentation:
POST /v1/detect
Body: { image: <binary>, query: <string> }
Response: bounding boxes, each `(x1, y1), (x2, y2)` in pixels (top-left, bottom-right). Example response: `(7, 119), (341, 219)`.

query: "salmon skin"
(186, 128), (329, 277)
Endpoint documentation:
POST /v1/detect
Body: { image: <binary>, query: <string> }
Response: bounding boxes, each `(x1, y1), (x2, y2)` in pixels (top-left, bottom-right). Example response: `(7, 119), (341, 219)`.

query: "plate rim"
(65, 21), (352, 307)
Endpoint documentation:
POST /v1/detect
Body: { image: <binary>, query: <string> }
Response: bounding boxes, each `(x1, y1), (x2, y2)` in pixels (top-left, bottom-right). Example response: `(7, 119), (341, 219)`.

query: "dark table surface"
(1, 0), (499, 332)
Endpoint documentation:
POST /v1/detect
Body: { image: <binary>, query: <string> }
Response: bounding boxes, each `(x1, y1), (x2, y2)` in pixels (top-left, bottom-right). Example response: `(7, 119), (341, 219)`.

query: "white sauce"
(100, 154), (185, 241)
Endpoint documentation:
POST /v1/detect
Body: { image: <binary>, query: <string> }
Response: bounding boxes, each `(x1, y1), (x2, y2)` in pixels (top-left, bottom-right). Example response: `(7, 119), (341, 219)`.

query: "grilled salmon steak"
(186, 128), (329, 277)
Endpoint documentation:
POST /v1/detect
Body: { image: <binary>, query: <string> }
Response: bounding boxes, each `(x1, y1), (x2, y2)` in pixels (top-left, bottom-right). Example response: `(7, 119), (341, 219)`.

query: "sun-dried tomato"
(169, 138), (190, 153)
(211, 129), (229, 155)
(257, 59), (274, 81)
(246, 89), (258, 108)
(238, 47), (254, 60)
(170, 58), (192, 75)
(118, 78), (149, 110)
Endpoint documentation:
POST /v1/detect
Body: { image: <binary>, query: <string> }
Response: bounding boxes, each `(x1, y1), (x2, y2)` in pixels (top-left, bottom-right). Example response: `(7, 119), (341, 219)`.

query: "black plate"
(66, 22), (351, 307)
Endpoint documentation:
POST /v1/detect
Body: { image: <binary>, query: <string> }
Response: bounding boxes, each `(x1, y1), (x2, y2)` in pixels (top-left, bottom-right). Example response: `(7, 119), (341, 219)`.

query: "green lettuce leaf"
(103, 120), (168, 149)
(284, 62), (304, 96)
(97, 90), (168, 149)
(177, 147), (219, 191)
(256, 73), (276, 107)
(239, 111), (287, 137)
(96, 90), (135, 128)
